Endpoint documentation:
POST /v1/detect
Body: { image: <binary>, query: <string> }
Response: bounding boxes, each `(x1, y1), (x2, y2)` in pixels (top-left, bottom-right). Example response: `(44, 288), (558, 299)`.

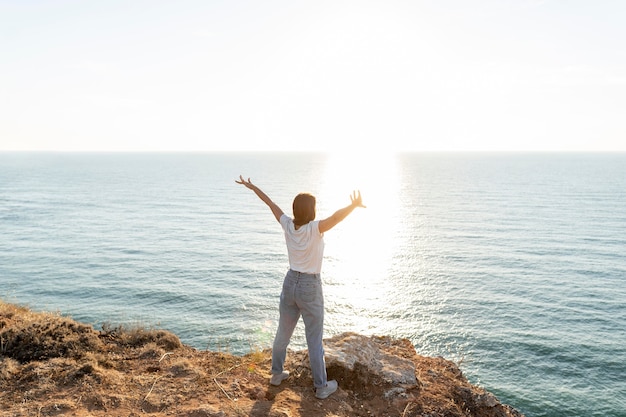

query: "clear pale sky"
(1, 1), (625, 152)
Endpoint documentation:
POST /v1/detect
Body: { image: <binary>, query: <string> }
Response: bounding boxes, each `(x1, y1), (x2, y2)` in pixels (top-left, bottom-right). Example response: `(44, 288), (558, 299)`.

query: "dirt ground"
(0, 301), (524, 417)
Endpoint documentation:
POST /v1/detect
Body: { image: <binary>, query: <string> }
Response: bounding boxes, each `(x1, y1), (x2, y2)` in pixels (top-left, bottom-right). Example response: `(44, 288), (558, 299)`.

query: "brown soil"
(0, 301), (523, 417)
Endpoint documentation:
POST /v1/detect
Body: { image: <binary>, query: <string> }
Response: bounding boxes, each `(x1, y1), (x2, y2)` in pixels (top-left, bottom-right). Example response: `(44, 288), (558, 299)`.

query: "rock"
(455, 386), (524, 417)
(323, 332), (420, 400)
(477, 392), (499, 408)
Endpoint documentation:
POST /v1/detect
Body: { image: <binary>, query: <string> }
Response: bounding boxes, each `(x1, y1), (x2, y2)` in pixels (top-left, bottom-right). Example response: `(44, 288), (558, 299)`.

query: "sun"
(319, 150), (402, 331)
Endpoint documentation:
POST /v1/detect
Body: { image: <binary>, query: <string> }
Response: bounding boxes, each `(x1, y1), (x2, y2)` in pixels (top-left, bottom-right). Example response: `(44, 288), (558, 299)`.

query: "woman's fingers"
(351, 190), (365, 207)
(236, 175), (252, 186)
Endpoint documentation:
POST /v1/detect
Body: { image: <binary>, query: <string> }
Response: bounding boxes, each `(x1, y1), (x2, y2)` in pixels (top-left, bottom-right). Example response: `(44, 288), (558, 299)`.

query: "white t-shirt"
(280, 214), (325, 274)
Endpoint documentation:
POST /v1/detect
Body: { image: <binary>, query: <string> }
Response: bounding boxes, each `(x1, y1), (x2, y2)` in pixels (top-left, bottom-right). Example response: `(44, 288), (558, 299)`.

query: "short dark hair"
(292, 193), (316, 227)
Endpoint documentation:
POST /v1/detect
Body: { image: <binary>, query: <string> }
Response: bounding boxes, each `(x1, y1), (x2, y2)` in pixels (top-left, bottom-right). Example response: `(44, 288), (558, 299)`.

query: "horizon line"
(2, 149), (626, 154)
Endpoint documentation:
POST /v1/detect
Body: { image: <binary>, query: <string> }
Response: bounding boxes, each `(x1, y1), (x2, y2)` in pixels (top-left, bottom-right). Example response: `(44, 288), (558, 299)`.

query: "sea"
(1, 152), (625, 417)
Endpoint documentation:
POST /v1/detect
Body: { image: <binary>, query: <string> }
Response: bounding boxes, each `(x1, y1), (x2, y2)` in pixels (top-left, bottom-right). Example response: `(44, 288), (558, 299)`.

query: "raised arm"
(318, 190), (365, 233)
(236, 175), (284, 222)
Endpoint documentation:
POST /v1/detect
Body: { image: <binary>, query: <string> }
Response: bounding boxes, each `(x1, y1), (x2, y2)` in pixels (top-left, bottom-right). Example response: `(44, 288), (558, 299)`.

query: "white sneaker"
(315, 380), (338, 399)
(270, 371), (290, 386)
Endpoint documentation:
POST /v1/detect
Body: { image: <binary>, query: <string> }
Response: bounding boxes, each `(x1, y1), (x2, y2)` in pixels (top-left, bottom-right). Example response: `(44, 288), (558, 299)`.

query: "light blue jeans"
(271, 269), (327, 388)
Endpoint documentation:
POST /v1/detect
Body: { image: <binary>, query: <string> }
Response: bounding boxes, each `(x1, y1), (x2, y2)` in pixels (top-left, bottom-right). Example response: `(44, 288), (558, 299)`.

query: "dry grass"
(100, 322), (182, 350)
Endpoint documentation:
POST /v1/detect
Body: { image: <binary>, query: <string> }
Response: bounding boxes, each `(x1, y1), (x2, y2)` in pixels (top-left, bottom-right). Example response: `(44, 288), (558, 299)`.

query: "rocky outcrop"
(320, 332), (524, 417)
(0, 301), (524, 417)
(325, 332), (420, 398)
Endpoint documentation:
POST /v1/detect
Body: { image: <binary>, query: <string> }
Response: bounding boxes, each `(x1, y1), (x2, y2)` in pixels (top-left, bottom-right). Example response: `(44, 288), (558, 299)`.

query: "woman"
(236, 175), (365, 399)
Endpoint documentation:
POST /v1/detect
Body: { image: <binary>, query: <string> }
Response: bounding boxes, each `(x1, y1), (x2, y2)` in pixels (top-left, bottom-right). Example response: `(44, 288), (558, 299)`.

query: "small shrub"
(1, 315), (103, 363)
(101, 323), (182, 350)
(139, 342), (166, 360)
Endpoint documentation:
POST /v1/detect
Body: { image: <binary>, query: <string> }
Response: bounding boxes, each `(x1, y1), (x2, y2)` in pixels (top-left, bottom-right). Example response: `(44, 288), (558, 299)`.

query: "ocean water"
(1, 152), (625, 417)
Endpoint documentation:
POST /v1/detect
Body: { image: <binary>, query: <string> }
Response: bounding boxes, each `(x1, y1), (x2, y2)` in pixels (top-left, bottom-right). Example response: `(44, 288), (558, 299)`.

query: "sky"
(1, 0), (625, 152)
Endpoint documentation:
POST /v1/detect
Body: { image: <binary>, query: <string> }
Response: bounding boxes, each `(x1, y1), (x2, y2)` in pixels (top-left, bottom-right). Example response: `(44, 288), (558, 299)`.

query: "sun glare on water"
(320, 151), (402, 333)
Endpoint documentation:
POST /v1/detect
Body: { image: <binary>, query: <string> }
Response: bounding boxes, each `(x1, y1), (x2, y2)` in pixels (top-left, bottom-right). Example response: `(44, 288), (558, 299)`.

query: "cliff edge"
(0, 301), (524, 417)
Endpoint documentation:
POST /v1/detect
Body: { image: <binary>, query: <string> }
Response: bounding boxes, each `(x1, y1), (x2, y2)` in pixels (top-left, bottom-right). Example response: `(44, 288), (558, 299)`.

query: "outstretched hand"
(235, 175), (255, 190)
(350, 190), (366, 208)
(236, 175), (284, 221)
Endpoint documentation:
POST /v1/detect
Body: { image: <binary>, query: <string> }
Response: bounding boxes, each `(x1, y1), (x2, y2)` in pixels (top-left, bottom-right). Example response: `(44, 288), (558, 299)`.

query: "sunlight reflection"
(320, 151), (402, 333)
